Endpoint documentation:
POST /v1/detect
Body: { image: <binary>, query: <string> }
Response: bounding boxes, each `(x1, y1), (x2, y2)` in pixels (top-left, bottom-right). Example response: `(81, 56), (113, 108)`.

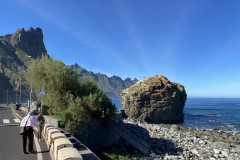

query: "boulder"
(120, 75), (187, 124)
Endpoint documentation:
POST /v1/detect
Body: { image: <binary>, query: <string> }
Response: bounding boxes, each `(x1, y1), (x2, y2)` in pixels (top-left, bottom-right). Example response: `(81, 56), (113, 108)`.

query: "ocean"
(112, 98), (240, 133)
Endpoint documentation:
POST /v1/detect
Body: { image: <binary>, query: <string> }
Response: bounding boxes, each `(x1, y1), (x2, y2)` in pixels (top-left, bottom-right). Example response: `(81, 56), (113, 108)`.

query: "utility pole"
(29, 84), (32, 112)
(19, 85), (22, 104)
(16, 91), (17, 104)
(6, 89), (8, 106)
(15, 81), (18, 104)
(28, 55), (32, 112)
(39, 90), (45, 112)
(41, 96), (43, 111)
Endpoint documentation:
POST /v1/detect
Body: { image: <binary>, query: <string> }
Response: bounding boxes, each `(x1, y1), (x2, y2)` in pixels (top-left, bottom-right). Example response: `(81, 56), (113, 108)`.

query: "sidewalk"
(12, 107), (51, 160)
(14, 107), (100, 160)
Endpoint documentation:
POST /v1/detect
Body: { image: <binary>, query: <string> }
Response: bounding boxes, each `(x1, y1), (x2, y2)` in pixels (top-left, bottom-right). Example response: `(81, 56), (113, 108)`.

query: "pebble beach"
(123, 119), (240, 160)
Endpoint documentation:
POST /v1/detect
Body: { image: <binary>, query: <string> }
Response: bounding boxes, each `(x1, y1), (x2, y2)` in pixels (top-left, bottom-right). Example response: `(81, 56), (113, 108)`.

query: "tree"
(25, 55), (116, 134)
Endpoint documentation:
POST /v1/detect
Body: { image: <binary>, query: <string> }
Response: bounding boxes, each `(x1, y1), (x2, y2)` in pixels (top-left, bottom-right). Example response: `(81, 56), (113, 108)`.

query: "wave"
(185, 108), (223, 111)
(208, 120), (216, 122)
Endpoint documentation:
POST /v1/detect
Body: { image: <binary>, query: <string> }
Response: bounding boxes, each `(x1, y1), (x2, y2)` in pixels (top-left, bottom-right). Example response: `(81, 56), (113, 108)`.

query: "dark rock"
(208, 114), (218, 116)
(9, 27), (47, 58)
(120, 75), (187, 124)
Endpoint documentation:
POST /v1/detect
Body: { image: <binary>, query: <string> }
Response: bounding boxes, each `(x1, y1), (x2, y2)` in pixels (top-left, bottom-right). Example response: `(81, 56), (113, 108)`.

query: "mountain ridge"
(71, 63), (138, 99)
(0, 27), (137, 102)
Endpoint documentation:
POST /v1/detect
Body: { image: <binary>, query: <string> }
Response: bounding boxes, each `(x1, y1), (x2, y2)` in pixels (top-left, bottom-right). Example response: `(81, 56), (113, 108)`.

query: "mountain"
(71, 63), (138, 99)
(0, 27), (47, 103)
(0, 27), (137, 103)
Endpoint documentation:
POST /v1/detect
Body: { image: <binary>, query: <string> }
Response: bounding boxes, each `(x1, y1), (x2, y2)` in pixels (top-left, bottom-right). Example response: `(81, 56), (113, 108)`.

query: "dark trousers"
(38, 125), (43, 139)
(22, 126), (34, 152)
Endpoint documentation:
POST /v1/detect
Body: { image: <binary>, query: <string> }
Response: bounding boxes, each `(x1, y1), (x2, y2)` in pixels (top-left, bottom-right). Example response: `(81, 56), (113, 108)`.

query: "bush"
(25, 55), (116, 134)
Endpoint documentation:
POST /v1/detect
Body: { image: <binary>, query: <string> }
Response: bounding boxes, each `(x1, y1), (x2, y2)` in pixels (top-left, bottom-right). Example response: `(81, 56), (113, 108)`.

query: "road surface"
(0, 105), (50, 160)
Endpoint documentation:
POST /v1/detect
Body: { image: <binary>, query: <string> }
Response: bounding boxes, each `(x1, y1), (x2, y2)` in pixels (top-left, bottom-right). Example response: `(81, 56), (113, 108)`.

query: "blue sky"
(1, 0), (240, 98)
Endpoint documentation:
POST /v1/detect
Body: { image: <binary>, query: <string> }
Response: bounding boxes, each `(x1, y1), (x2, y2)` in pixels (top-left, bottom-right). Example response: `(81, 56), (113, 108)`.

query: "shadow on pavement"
(37, 150), (49, 154)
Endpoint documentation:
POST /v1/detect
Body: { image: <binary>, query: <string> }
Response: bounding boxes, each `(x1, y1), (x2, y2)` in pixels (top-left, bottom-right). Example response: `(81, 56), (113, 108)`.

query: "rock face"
(0, 27), (47, 58)
(120, 75), (187, 124)
(0, 27), (47, 103)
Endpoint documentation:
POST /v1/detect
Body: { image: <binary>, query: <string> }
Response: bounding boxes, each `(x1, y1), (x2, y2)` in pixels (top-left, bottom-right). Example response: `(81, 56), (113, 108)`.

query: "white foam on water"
(208, 120), (216, 122)
(206, 128), (213, 131)
(232, 131), (239, 135)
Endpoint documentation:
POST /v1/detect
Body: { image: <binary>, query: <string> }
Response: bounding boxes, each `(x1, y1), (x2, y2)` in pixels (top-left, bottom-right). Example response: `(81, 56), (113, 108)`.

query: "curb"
(12, 107), (90, 160)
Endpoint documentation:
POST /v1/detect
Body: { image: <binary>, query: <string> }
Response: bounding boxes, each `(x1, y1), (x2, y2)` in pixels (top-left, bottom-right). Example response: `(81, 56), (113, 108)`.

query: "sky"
(1, 0), (240, 98)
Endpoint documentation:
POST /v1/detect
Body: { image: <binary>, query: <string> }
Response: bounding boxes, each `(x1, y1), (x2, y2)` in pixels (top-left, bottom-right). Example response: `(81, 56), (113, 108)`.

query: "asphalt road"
(0, 105), (50, 160)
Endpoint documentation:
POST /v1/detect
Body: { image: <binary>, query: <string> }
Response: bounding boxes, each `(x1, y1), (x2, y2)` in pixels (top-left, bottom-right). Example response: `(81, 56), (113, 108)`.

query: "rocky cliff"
(120, 75), (187, 124)
(0, 27), (47, 59)
(0, 27), (47, 103)
(71, 63), (138, 99)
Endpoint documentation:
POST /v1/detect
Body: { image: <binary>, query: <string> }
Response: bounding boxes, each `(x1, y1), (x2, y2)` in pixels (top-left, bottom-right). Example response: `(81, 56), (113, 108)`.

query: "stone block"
(57, 147), (82, 160)
(54, 138), (73, 160)
(44, 124), (54, 137)
(50, 133), (66, 154)
(47, 129), (61, 146)
(45, 126), (57, 140)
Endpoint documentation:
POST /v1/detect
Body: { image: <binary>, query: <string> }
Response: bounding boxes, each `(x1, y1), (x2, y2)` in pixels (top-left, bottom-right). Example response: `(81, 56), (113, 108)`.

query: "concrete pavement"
(0, 105), (51, 160)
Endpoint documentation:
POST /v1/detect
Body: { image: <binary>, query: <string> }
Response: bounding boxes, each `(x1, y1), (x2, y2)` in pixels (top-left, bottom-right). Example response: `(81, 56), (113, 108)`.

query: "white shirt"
(20, 115), (38, 127)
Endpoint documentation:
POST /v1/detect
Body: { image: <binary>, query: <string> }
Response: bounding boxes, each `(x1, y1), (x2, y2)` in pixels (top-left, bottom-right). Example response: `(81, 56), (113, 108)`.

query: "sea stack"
(120, 75), (187, 124)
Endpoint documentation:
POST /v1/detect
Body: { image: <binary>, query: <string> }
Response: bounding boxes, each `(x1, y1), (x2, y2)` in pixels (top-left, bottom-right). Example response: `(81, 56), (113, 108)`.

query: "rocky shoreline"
(122, 119), (240, 160)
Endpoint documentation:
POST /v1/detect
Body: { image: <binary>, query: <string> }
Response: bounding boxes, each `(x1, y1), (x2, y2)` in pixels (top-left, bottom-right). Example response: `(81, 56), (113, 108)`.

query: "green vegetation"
(96, 149), (138, 160)
(15, 50), (32, 66)
(24, 55), (116, 134)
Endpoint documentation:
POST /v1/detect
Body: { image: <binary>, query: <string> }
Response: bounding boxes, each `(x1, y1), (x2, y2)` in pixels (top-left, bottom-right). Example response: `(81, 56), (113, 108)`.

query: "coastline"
(109, 98), (240, 159)
(113, 98), (240, 133)
(113, 119), (240, 159)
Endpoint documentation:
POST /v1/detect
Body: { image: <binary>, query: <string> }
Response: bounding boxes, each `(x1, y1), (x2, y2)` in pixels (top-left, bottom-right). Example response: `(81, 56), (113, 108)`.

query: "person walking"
(37, 110), (45, 141)
(20, 112), (37, 154)
(16, 103), (20, 113)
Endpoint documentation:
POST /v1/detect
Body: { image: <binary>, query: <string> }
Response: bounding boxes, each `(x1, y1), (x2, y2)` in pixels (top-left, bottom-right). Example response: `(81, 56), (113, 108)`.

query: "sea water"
(184, 98), (240, 133)
(112, 98), (240, 132)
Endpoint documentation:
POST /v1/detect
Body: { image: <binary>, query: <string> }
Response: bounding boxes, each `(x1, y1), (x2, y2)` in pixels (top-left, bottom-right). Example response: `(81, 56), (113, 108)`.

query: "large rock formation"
(120, 75), (187, 124)
(0, 27), (47, 58)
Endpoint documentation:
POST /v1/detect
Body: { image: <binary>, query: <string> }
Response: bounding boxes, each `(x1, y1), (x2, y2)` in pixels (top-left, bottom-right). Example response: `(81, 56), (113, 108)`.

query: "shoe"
(29, 151), (36, 154)
(23, 152), (29, 154)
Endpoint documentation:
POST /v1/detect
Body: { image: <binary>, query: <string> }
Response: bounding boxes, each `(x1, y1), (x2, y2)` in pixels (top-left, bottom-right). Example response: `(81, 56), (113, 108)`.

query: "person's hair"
(28, 112), (33, 116)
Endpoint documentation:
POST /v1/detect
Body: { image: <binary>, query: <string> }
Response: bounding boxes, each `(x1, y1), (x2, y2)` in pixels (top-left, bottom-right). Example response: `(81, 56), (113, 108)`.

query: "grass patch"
(96, 148), (139, 160)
